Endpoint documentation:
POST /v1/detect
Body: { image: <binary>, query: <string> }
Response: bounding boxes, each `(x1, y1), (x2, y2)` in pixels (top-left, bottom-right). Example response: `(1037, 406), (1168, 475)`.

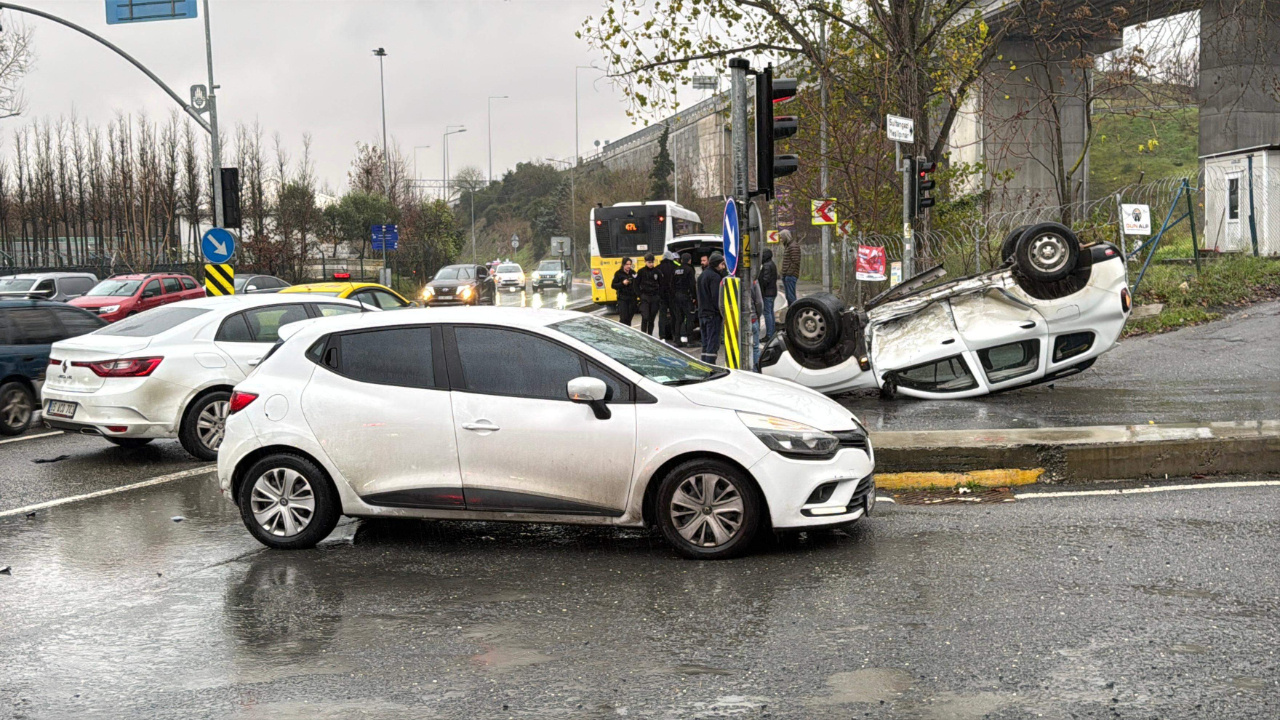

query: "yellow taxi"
(278, 273), (414, 309)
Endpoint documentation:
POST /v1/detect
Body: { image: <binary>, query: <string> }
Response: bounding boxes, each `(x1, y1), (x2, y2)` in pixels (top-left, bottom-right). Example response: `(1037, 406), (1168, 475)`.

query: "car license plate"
(46, 400), (77, 418)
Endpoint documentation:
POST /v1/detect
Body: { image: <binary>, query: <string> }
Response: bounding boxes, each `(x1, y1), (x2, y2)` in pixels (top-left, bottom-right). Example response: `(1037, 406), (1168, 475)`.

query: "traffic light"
(219, 167), (242, 229)
(913, 157), (937, 216)
(755, 64), (799, 199)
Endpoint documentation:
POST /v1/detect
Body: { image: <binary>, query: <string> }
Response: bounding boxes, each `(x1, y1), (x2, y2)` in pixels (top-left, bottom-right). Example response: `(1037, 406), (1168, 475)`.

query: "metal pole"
(899, 142), (913, 278)
(1185, 178), (1201, 273)
(1247, 154), (1259, 256)
(730, 58), (752, 371)
(819, 19), (831, 293)
(374, 49), (391, 198)
(202, 0), (222, 228)
(471, 190), (476, 263)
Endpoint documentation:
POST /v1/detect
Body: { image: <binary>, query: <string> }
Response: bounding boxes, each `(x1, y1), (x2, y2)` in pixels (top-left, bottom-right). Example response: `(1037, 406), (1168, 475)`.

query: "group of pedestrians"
(612, 229), (802, 369)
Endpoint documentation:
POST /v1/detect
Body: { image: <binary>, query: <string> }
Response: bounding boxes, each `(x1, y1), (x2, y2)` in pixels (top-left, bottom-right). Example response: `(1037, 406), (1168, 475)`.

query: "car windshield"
(537, 261), (562, 272)
(0, 278), (36, 292)
(86, 279), (142, 297)
(552, 316), (727, 385)
(435, 267), (473, 281)
(498, 264), (521, 273)
(95, 307), (212, 337)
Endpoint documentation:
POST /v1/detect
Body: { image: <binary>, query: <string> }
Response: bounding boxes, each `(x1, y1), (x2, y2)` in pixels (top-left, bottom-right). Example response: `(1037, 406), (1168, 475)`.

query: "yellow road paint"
(875, 468), (1043, 491)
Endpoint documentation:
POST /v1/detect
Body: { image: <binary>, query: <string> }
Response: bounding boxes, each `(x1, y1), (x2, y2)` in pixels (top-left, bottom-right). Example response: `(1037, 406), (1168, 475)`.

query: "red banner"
(856, 245), (887, 281)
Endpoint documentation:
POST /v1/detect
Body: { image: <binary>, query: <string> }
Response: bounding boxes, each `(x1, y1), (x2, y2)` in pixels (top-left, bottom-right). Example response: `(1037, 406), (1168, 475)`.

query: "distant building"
(1201, 146), (1280, 256)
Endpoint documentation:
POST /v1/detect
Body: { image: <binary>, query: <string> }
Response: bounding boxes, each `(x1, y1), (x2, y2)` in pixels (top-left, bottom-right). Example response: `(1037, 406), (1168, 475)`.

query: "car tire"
(104, 437), (153, 448)
(655, 458), (763, 560)
(999, 225), (1031, 264)
(1014, 222), (1080, 283)
(238, 453), (341, 550)
(179, 390), (231, 461)
(785, 293), (844, 355)
(0, 381), (34, 436)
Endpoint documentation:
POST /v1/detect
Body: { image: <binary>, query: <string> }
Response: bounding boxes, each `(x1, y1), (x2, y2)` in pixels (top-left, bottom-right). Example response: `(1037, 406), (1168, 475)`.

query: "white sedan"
(42, 294), (366, 459)
(217, 308), (875, 559)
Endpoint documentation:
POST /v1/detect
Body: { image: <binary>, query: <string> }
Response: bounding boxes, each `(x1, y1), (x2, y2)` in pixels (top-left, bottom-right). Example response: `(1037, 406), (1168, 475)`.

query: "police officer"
(673, 252), (697, 346)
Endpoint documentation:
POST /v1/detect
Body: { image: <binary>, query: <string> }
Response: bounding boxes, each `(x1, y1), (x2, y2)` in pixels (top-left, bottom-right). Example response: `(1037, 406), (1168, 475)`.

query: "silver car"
(0, 272), (99, 303)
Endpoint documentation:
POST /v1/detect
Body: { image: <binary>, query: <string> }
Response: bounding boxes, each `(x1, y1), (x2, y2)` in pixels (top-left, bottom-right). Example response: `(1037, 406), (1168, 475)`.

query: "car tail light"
(1120, 287), (1132, 313)
(73, 357), (163, 377)
(49, 358), (60, 366)
(105, 426), (129, 433)
(229, 391), (258, 414)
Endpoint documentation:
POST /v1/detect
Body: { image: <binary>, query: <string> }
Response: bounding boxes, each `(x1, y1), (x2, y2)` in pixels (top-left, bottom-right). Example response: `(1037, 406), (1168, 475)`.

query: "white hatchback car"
(42, 294), (366, 459)
(218, 308), (875, 559)
(493, 262), (525, 291)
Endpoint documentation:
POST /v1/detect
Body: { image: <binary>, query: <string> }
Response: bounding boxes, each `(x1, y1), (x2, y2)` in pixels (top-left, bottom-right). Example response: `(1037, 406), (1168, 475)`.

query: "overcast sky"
(9, 0), (643, 192)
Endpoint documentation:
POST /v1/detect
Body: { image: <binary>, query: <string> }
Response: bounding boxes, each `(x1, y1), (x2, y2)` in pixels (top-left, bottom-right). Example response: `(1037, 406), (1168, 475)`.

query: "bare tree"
(0, 16), (33, 120)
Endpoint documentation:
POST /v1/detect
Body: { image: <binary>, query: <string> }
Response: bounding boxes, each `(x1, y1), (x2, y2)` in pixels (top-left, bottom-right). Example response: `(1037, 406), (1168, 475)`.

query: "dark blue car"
(0, 299), (105, 435)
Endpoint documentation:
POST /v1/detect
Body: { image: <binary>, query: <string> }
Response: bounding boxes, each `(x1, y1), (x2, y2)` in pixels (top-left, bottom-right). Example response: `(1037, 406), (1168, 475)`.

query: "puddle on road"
(810, 667), (913, 705)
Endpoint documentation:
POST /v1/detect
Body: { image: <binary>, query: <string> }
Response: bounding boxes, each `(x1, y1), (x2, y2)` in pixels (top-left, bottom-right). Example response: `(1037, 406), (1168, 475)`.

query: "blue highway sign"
(200, 227), (236, 264)
(106, 0), (198, 24)
(722, 198), (740, 276)
(371, 224), (399, 252)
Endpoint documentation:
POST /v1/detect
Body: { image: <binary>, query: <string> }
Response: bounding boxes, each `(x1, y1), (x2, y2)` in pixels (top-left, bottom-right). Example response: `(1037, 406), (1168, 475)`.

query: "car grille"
(832, 429), (869, 451)
(436, 286), (454, 295)
(848, 475), (874, 511)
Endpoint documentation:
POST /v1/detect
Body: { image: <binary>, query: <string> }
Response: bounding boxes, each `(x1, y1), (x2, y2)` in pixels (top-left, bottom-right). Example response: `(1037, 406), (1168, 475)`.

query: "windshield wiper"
(663, 369), (730, 386)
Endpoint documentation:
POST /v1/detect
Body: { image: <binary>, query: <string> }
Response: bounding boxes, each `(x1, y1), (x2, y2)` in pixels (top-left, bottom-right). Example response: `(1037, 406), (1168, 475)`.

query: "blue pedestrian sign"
(722, 198), (740, 276)
(106, 0), (198, 24)
(371, 224), (399, 252)
(200, 228), (236, 264)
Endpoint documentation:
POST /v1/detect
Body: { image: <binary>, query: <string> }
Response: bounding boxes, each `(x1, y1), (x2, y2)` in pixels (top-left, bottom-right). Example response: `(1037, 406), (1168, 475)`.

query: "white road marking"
(0, 466), (215, 519)
(1015, 480), (1280, 500)
(0, 431), (62, 446)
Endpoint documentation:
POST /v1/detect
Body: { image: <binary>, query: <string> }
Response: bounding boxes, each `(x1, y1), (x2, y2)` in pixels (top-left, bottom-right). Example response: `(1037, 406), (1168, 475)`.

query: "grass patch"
(1124, 255), (1280, 336)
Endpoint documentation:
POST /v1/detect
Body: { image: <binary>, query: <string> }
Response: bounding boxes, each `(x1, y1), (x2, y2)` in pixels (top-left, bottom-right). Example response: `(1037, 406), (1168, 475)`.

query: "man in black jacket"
(656, 251), (679, 342)
(635, 253), (662, 336)
(697, 252), (726, 363)
(758, 247), (779, 339)
(673, 252), (697, 346)
(611, 257), (638, 327)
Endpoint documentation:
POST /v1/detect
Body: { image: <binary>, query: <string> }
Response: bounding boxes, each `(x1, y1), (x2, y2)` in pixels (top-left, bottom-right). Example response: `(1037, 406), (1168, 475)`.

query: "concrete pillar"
(1198, 0), (1280, 156)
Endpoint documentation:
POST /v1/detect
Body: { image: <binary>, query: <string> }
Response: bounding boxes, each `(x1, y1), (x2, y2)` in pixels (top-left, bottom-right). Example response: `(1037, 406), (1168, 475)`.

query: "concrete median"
(871, 420), (1280, 488)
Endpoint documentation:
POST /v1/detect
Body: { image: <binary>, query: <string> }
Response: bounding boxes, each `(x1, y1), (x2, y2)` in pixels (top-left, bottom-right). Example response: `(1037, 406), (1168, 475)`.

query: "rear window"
(335, 327), (436, 389)
(96, 307), (211, 337)
(181, 277), (198, 290)
(162, 278), (182, 293)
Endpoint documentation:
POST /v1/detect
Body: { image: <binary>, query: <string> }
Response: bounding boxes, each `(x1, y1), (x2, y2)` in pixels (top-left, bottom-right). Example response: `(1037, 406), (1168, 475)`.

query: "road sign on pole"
(510, 234), (520, 250)
(371, 224), (399, 252)
(190, 84), (209, 114)
(106, 0), (197, 24)
(811, 199), (837, 225)
(886, 114), (915, 143)
(200, 227), (236, 264)
(203, 263), (234, 296)
(722, 197), (740, 276)
(837, 219), (854, 237)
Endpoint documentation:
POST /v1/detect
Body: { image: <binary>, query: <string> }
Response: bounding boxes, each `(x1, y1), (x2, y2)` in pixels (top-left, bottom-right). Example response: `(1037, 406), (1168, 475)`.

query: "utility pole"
(819, 18), (830, 293)
(901, 146), (913, 278)
(730, 57), (753, 371)
(373, 48), (391, 198)
(203, 0), (222, 228)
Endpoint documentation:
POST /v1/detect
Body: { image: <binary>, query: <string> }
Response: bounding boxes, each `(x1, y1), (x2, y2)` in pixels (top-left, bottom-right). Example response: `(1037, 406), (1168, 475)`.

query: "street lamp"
(373, 48), (391, 196)
(443, 125), (466, 201)
(488, 95), (508, 185)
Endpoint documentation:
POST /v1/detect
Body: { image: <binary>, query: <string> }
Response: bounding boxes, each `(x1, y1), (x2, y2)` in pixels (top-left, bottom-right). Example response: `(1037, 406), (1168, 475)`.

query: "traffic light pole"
(202, 0), (223, 229)
(899, 143), (913, 279)
(729, 58), (753, 372)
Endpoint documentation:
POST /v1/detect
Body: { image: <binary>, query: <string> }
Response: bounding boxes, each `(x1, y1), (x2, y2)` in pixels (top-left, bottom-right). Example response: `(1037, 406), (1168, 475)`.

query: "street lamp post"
(443, 125), (466, 202)
(373, 48), (391, 197)
(487, 95), (508, 185)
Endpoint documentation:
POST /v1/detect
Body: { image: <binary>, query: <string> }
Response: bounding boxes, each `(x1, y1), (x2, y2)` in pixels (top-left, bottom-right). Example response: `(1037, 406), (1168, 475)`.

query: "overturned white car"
(760, 223), (1132, 400)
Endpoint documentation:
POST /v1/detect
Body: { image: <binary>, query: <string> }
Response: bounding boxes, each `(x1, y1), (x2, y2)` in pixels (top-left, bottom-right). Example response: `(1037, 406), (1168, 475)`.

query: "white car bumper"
(39, 380), (187, 439)
(750, 445), (876, 529)
(218, 411), (262, 501)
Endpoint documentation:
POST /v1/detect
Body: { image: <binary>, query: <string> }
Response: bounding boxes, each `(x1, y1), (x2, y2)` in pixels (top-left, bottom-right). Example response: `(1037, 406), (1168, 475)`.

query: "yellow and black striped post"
(720, 276), (742, 369)
(204, 263), (235, 296)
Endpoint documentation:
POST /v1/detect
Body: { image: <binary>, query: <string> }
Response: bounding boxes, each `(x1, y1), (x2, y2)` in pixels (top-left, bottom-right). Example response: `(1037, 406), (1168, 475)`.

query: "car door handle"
(248, 356), (263, 367)
(462, 421), (500, 432)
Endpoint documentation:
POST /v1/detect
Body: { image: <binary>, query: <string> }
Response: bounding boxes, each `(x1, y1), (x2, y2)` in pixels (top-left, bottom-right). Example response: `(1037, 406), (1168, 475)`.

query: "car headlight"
(738, 411), (840, 459)
(99, 305), (120, 314)
(458, 284), (474, 299)
(423, 286), (435, 298)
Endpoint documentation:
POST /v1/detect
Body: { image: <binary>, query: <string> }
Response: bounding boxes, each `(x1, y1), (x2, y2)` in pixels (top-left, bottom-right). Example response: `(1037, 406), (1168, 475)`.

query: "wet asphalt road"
(2, 448), (1277, 719)
(491, 281), (592, 310)
(837, 299), (1280, 432)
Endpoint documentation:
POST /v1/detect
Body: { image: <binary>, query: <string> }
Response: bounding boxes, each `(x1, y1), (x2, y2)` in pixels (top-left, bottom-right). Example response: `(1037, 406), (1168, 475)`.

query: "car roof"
(2, 271), (96, 280)
(104, 273), (188, 280)
(279, 281), (392, 293)
(0, 297), (77, 309)
(284, 306), (582, 340)
(166, 293), (364, 311)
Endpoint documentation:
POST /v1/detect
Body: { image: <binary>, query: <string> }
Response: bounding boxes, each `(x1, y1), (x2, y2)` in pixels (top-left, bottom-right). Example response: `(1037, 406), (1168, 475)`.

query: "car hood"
(428, 279), (469, 288)
(676, 370), (858, 431)
(68, 296), (131, 309)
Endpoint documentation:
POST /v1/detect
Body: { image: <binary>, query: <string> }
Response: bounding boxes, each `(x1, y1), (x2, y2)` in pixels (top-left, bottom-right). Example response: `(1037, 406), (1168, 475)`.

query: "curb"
(869, 421), (1280, 488)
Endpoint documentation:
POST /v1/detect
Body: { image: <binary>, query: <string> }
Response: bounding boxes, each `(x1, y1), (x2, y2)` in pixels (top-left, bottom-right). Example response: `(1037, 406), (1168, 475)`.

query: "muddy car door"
(950, 289), (1049, 392)
(870, 301), (985, 399)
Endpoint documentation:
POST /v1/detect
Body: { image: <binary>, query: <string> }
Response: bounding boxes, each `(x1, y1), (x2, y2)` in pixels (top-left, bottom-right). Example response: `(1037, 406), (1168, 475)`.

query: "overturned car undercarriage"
(760, 223), (1133, 400)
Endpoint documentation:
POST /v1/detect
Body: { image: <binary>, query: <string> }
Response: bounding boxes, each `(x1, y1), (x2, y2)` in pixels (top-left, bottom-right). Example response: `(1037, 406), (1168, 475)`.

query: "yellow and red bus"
(589, 201), (703, 305)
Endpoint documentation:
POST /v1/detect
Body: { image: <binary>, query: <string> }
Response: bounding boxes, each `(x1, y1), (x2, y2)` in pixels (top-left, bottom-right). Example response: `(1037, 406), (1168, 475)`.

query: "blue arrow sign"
(722, 198), (740, 276)
(371, 224), (399, 252)
(201, 228), (236, 264)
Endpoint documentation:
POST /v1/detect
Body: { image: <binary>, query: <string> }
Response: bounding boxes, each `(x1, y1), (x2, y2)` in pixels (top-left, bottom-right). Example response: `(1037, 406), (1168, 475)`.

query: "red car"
(68, 273), (205, 322)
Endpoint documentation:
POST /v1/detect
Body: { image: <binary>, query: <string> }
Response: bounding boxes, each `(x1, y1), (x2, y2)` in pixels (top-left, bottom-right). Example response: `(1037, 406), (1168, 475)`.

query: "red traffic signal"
(913, 157), (937, 215)
(755, 65), (800, 199)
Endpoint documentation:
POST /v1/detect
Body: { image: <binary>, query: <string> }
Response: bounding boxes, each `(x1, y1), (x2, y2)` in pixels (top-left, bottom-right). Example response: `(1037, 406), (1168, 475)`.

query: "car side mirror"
(567, 376), (611, 419)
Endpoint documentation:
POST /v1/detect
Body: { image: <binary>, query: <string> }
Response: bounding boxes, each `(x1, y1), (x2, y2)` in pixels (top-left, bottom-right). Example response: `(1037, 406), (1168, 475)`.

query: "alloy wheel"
(196, 399), (229, 451)
(669, 473), (745, 548)
(249, 467), (316, 538)
(1, 386), (32, 430)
